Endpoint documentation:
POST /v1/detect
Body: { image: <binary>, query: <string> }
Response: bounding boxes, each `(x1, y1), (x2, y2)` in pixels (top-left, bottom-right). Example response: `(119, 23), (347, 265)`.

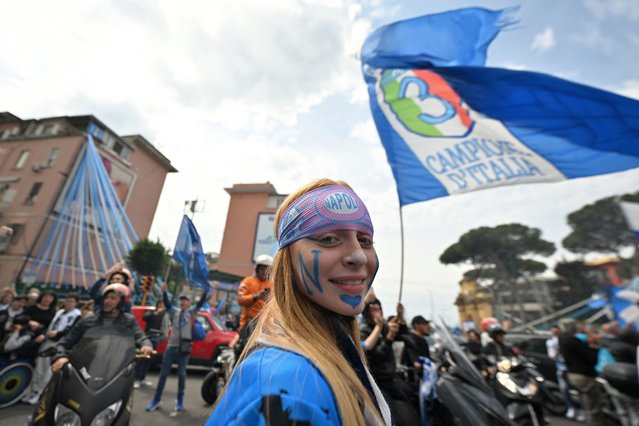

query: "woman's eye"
(358, 236), (374, 247)
(318, 236), (339, 243)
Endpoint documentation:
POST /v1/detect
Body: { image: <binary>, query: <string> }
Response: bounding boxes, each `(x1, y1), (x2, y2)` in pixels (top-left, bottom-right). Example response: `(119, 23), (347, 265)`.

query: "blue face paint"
(298, 250), (323, 295)
(340, 294), (362, 309)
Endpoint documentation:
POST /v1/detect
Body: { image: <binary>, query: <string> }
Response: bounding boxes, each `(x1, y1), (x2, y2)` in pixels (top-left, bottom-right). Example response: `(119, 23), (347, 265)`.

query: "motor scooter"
(489, 356), (545, 426)
(200, 346), (235, 404)
(597, 362), (639, 426)
(425, 322), (514, 426)
(30, 323), (144, 426)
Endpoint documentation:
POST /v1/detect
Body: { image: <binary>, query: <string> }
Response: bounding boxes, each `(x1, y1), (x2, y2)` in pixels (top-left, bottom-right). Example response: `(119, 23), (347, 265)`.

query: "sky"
(2, 0), (638, 325)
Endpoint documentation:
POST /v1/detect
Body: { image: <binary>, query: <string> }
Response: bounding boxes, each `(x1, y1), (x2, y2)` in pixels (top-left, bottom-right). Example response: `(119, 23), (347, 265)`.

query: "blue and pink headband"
(277, 185), (374, 249)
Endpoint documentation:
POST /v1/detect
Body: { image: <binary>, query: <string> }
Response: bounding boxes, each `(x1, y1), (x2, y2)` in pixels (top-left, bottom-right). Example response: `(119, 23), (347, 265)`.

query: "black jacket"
(359, 320), (409, 387)
(52, 311), (151, 363)
(558, 333), (598, 377)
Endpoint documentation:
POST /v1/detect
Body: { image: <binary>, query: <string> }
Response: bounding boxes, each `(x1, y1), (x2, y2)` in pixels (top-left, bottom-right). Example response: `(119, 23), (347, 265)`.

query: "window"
(14, 150), (29, 169)
(195, 315), (211, 332)
(46, 148), (60, 167)
(24, 182), (43, 204)
(0, 185), (17, 212)
(41, 124), (57, 136)
(113, 141), (125, 155)
(112, 141), (132, 161)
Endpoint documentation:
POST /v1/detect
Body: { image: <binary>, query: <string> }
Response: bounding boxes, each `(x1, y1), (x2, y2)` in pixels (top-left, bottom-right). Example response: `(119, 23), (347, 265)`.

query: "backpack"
(191, 313), (206, 341)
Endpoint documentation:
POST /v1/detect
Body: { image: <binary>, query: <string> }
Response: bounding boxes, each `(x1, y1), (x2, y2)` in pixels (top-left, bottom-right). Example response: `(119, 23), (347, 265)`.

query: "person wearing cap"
(403, 315), (432, 368)
(146, 284), (207, 415)
(237, 254), (274, 331)
(208, 178), (392, 426)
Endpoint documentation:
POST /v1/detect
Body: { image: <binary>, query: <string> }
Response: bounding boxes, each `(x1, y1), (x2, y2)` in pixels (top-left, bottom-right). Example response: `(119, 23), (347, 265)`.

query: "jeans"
(153, 346), (190, 402)
(567, 372), (605, 426)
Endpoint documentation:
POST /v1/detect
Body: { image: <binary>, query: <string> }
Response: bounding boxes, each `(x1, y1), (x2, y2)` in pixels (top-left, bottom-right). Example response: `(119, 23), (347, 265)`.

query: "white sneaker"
(143, 380), (153, 387)
(565, 407), (575, 419)
(576, 411), (587, 422)
(25, 393), (41, 405)
(133, 381), (141, 389)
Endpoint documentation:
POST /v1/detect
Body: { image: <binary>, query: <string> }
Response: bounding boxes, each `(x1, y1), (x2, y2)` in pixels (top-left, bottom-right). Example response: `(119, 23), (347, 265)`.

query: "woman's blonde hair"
(222, 178), (381, 425)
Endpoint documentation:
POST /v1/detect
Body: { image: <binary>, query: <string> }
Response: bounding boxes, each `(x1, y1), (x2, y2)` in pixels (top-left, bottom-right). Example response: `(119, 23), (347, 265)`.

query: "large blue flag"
(361, 8), (639, 206)
(173, 215), (210, 290)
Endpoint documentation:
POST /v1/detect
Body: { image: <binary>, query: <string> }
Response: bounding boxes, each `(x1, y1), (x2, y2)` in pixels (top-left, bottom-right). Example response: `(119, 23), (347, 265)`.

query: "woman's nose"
(343, 235), (367, 266)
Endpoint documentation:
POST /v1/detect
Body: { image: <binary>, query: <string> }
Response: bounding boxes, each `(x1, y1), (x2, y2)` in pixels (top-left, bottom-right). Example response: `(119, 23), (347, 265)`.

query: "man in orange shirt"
(237, 255), (273, 331)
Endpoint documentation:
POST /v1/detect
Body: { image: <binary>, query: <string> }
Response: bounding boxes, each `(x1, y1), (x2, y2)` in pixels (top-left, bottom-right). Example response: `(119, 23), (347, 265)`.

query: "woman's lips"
(330, 278), (366, 295)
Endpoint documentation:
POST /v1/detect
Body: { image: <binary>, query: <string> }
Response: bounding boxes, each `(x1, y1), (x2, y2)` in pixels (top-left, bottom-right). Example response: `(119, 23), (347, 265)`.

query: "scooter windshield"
(68, 324), (136, 391)
(436, 318), (493, 394)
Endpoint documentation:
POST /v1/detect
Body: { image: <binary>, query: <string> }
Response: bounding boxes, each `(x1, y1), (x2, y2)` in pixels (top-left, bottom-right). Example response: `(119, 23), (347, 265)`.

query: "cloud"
(584, 0), (639, 21)
(530, 27), (556, 54)
(617, 80), (639, 100)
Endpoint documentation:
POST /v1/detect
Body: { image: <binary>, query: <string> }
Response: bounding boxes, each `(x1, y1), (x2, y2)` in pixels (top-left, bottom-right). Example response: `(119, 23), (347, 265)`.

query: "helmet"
(487, 323), (506, 340)
(102, 283), (131, 305)
(481, 317), (497, 331)
(255, 254), (273, 267)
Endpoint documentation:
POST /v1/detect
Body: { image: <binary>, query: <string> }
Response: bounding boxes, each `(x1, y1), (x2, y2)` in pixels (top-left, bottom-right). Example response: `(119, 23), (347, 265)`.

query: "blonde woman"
(207, 179), (391, 425)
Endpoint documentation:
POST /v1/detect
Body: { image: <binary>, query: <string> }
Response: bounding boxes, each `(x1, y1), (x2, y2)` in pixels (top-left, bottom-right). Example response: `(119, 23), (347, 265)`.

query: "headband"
(277, 185), (374, 249)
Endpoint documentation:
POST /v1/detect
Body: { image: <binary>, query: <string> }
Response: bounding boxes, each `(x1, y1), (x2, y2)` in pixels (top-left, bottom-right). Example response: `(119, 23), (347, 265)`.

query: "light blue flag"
(361, 8), (639, 206)
(619, 201), (639, 240)
(173, 215), (210, 290)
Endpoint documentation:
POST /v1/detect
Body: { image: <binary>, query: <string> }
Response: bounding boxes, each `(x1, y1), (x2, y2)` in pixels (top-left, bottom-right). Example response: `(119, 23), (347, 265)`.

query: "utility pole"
(184, 198), (205, 221)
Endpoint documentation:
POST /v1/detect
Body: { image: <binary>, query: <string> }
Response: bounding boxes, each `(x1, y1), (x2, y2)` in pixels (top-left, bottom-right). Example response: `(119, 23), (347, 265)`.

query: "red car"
(132, 306), (238, 366)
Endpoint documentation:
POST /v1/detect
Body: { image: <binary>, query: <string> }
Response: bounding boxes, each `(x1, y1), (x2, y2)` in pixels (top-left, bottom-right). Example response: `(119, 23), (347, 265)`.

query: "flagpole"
(398, 205), (405, 303)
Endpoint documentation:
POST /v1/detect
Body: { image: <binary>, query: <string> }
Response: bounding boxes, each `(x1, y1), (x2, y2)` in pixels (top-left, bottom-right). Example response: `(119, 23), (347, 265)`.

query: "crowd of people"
(3, 182), (638, 426)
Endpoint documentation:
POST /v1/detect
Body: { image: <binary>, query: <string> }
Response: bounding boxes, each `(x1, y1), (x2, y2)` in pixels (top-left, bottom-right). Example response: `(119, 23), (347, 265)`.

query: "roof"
(122, 135), (177, 173)
(224, 182), (280, 195)
(0, 112), (21, 124)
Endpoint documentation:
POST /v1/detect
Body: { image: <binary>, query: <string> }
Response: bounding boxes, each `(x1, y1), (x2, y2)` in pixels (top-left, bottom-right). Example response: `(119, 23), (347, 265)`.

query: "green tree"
(440, 224), (555, 277)
(551, 260), (600, 307)
(127, 239), (169, 277)
(440, 223), (556, 321)
(562, 191), (639, 257)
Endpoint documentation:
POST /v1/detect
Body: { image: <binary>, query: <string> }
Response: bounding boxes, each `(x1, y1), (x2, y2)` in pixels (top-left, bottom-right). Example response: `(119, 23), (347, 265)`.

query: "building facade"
(0, 112), (176, 288)
(215, 183), (287, 278)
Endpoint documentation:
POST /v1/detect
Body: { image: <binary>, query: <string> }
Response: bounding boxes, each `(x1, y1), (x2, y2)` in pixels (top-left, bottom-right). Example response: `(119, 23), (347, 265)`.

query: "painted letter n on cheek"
(298, 250), (323, 295)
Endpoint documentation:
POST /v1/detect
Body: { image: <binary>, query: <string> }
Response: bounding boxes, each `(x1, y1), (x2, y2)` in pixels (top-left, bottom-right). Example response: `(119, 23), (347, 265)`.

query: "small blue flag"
(361, 8), (639, 206)
(173, 215), (210, 290)
(619, 201), (639, 240)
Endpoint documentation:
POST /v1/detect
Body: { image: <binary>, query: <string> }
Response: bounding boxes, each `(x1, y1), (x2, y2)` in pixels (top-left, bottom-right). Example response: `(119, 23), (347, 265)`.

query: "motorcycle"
(425, 322), (514, 426)
(598, 362), (639, 426)
(30, 323), (144, 426)
(201, 346), (235, 404)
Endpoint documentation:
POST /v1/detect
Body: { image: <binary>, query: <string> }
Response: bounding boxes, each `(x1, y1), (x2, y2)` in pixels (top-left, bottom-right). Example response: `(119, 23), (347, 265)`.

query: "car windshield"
(68, 324), (136, 391)
(209, 315), (230, 331)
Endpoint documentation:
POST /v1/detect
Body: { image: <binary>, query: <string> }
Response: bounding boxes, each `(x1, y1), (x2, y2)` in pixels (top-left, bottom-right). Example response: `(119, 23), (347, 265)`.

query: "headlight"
(54, 404), (81, 426)
(519, 381), (538, 397)
(496, 372), (518, 394)
(497, 359), (512, 373)
(90, 400), (122, 426)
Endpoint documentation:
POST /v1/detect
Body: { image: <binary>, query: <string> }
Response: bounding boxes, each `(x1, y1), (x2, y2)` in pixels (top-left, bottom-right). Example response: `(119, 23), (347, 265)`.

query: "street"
(2, 365), (581, 426)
